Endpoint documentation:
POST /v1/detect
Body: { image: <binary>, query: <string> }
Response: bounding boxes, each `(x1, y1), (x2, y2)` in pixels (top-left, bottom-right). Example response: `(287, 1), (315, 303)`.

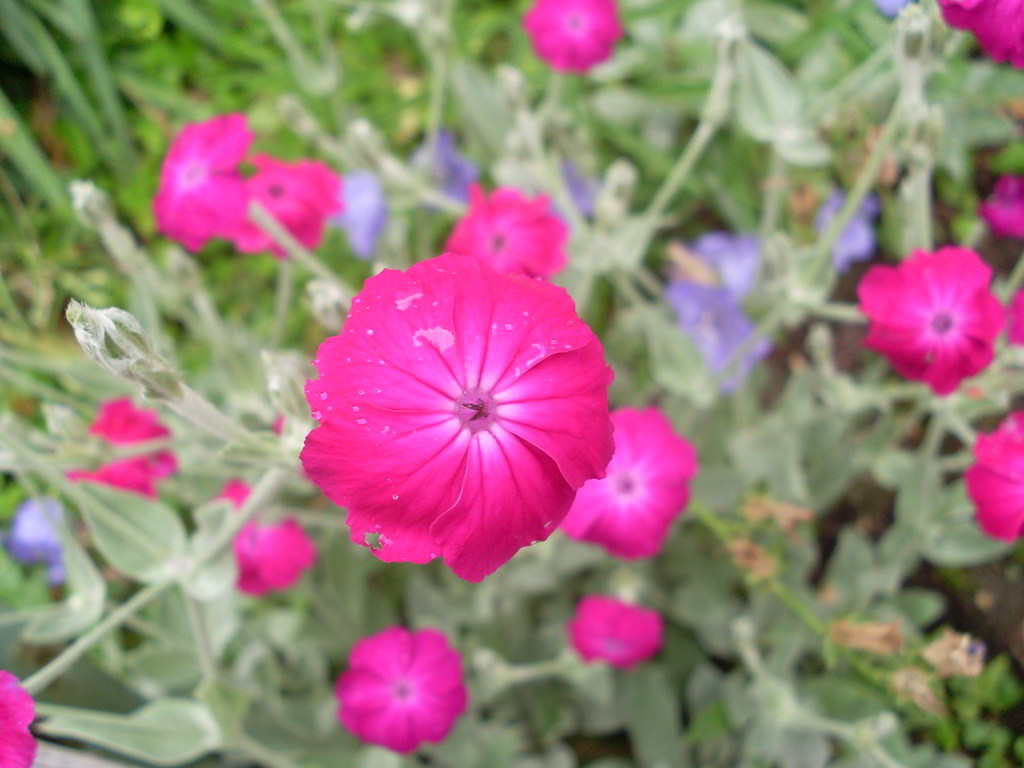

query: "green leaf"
(622, 665), (689, 768)
(37, 699), (221, 765)
(921, 520), (1013, 567)
(76, 484), (187, 583)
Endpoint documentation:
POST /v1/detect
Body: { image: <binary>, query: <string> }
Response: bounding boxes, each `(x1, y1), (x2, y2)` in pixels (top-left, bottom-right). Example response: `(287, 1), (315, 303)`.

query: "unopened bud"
(261, 350), (310, 421)
(921, 629), (985, 678)
(830, 619), (904, 655)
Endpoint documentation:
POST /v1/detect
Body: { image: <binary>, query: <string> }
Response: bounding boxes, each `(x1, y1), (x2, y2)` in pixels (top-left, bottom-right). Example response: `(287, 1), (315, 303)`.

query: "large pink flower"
(938, 0), (1024, 68)
(68, 398), (177, 498)
(233, 518), (317, 596)
(523, 0), (625, 74)
(561, 407), (698, 558)
(857, 247), (1004, 396)
(965, 412), (1024, 541)
(300, 252), (614, 582)
(0, 671), (36, 768)
(337, 627), (467, 754)
(444, 185), (568, 279)
(980, 176), (1024, 238)
(568, 595), (663, 668)
(231, 155), (342, 258)
(153, 114), (251, 252)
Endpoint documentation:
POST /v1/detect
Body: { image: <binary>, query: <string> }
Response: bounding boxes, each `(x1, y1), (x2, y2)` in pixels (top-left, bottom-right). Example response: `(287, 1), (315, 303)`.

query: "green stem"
(270, 259), (293, 348)
(1000, 248), (1024, 301)
(248, 201), (346, 289)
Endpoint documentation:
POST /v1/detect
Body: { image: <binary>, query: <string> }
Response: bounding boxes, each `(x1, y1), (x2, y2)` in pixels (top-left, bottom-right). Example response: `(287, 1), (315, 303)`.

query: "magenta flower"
(1009, 291), (1024, 345)
(938, 0), (1024, 68)
(857, 247), (1004, 396)
(231, 155), (342, 258)
(68, 398), (177, 498)
(153, 114), (251, 252)
(0, 671), (36, 768)
(568, 595), (663, 668)
(561, 408), (698, 559)
(980, 176), (1024, 239)
(337, 627), (467, 754)
(444, 185), (568, 279)
(523, 0), (625, 74)
(233, 518), (316, 596)
(300, 252), (614, 582)
(216, 479), (251, 509)
(966, 412), (1024, 541)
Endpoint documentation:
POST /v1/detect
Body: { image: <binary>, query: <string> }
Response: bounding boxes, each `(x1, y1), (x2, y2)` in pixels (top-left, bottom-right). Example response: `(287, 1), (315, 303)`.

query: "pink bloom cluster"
(523, 0), (625, 73)
(568, 595), (663, 668)
(154, 115), (341, 256)
(301, 252), (614, 582)
(68, 398), (177, 497)
(966, 413), (1024, 541)
(980, 176), (1024, 239)
(857, 247), (1004, 396)
(0, 671), (36, 768)
(561, 407), (698, 558)
(217, 481), (317, 596)
(336, 627), (467, 753)
(938, 0), (1024, 68)
(445, 185), (569, 279)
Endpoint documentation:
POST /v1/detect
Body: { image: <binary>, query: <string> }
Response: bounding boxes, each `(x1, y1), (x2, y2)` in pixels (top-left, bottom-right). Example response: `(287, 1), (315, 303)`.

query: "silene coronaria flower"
(3, 498), (65, 585)
(980, 175), (1024, 239)
(857, 247), (1004, 396)
(300, 252), (615, 582)
(966, 412), (1024, 541)
(68, 397), (177, 498)
(523, 0), (625, 74)
(561, 408), (698, 559)
(231, 155), (342, 258)
(0, 671), (37, 768)
(153, 113), (251, 252)
(568, 595), (663, 668)
(938, 0), (1024, 69)
(444, 185), (569, 279)
(336, 627), (468, 754)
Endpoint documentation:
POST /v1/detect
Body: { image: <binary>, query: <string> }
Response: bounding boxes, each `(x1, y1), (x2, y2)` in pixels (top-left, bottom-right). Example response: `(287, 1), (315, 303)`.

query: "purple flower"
(411, 130), (478, 204)
(334, 170), (389, 259)
(688, 232), (760, 300)
(666, 282), (771, 393)
(4, 498), (65, 584)
(874, 0), (914, 17)
(561, 160), (599, 219)
(815, 189), (880, 273)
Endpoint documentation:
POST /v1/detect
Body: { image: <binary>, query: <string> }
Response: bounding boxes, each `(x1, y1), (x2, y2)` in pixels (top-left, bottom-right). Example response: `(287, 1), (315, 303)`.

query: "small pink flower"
(561, 408), (698, 558)
(444, 185), (568, 279)
(966, 412), (1024, 541)
(216, 479), (251, 509)
(857, 247), (1004, 396)
(0, 671), (36, 768)
(568, 595), (663, 668)
(301, 252), (614, 582)
(233, 518), (316, 596)
(938, 0), (1024, 68)
(523, 0), (625, 74)
(231, 155), (342, 258)
(153, 114), (251, 252)
(336, 627), (468, 754)
(68, 398), (177, 497)
(980, 176), (1024, 238)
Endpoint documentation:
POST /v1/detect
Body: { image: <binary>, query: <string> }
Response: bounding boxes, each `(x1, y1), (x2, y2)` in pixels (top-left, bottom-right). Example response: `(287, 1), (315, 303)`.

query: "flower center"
(489, 232), (507, 255)
(564, 11), (587, 33)
(267, 183), (285, 198)
(612, 471), (639, 499)
(392, 678), (415, 702)
(456, 391), (496, 432)
(931, 312), (954, 335)
(179, 161), (207, 190)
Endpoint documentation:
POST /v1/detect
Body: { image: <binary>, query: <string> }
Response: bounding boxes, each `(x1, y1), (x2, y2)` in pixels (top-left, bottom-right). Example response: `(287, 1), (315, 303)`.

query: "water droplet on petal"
(313, 410), (322, 420)
(392, 493), (399, 500)
(504, 323), (514, 331)
(319, 392), (328, 401)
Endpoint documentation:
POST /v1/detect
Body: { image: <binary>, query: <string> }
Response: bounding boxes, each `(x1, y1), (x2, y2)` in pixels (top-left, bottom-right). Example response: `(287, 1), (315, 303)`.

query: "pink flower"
(0, 671), (36, 768)
(857, 247), (1004, 396)
(68, 398), (177, 498)
(233, 518), (317, 596)
(300, 252), (614, 582)
(561, 408), (698, 558)
(1009, 291), (1024, 345)
(231, 155), (342, 258)
(153, 114), (251, 252)
(568, 595), (663, 668)
(216, 479), (251, 509)
(980, 176), (1024, 238)
(938, 0), (1024, 68)
(336, 627), (468, 754)
(444, 186), (569, 279)
(966, 412), (1024, 541)
(523, 0), (625, 74)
